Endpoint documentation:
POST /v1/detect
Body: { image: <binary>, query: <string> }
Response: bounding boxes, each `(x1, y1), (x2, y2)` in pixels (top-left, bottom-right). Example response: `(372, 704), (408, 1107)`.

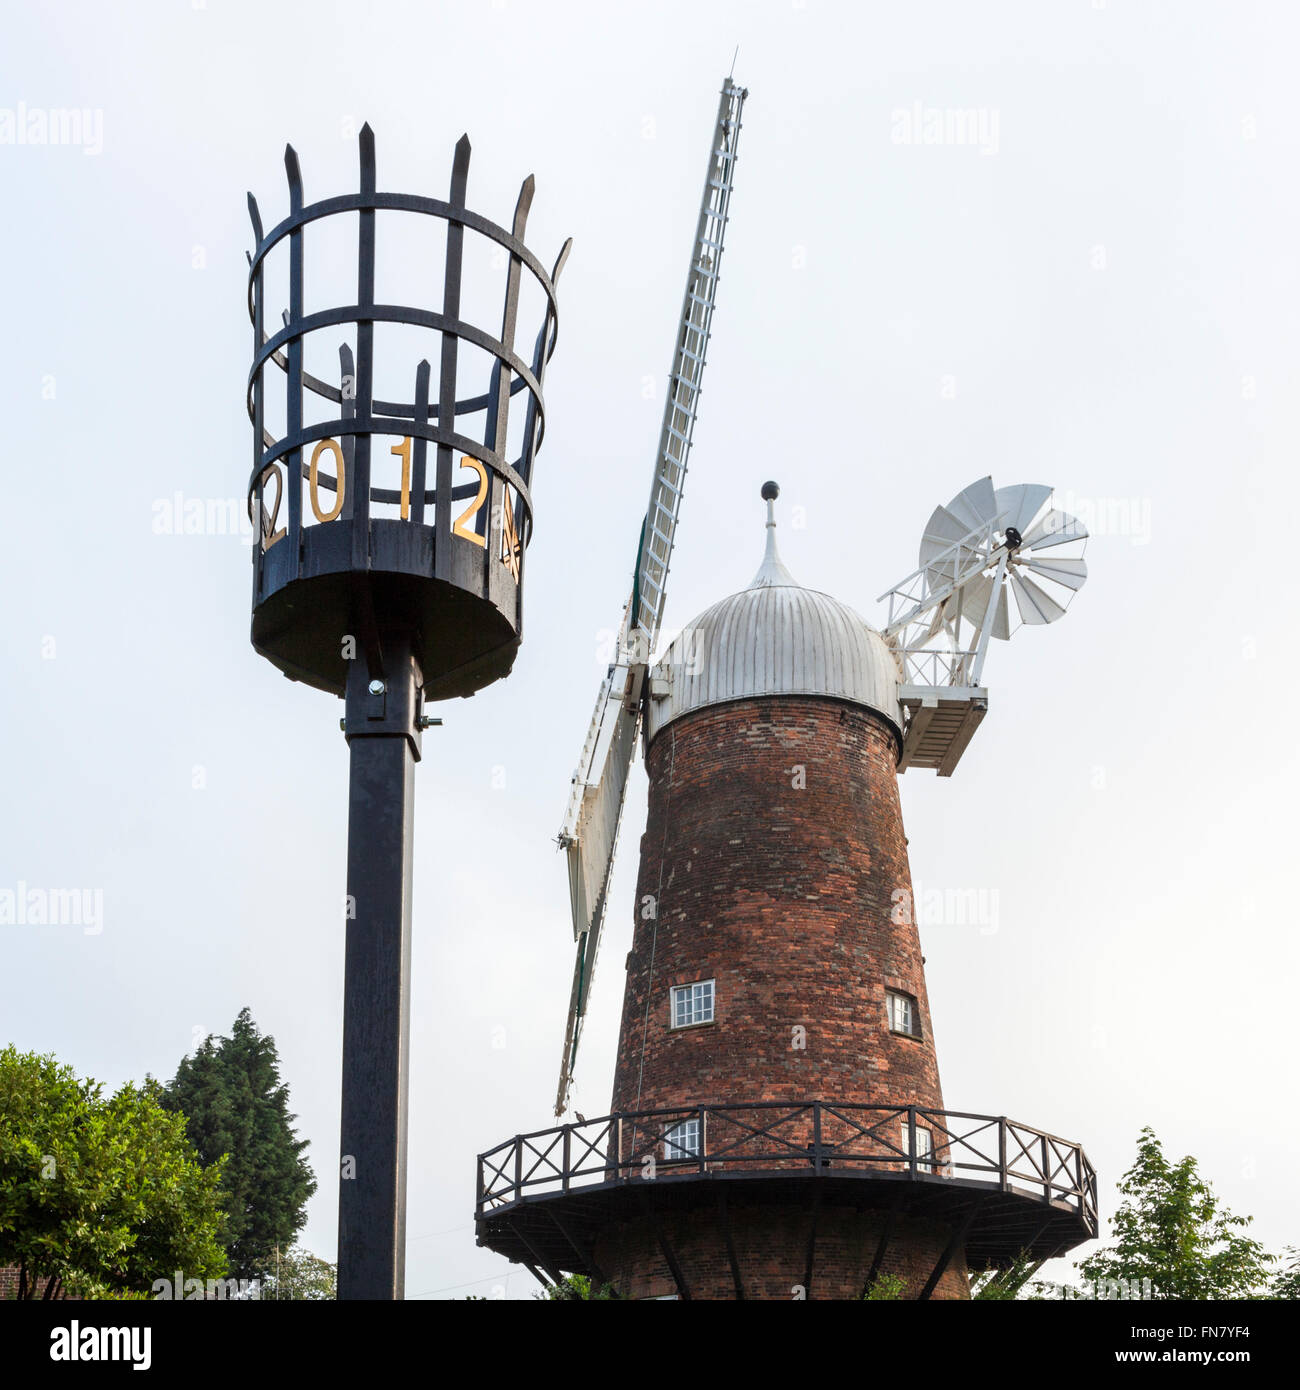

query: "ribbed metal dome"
(646, 498), (904, 744)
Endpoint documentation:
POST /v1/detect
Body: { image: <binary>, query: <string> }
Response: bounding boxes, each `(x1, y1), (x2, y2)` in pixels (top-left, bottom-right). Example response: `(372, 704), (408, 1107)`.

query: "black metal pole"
(338, 633), (423, 1300)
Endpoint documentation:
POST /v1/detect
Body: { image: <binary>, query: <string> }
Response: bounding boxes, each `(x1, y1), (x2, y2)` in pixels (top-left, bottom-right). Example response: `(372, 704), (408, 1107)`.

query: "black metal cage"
(245, 125), (570, 699)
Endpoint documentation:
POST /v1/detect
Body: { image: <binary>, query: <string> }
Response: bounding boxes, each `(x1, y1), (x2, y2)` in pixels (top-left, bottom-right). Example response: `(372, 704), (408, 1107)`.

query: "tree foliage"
(1077, 1127), (1272, 1300)
(536, 1273), (617, 1300)
(160, 1008), (316, 1280)
(262, 1244), (336, 1300)
(970, 1252), (1042, 1300)
(0, 1046), (226, 1298)
(862, 1273), (906, 1300)
(1268, 1246), (1300, 1300)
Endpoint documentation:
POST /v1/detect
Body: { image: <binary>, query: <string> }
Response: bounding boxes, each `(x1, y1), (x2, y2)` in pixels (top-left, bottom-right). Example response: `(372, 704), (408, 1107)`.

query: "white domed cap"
(645, 485), (904, 745)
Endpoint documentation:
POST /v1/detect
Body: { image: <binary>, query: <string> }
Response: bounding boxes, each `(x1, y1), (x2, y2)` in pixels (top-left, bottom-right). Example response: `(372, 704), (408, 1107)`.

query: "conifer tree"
(162, 1009), (316, 1280)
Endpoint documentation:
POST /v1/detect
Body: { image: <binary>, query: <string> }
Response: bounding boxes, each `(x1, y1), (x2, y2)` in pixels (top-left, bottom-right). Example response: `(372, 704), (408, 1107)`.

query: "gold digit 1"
(452, 456), (488, 548)
(309, 439), (346, 523)
(391, 436), (412, 520)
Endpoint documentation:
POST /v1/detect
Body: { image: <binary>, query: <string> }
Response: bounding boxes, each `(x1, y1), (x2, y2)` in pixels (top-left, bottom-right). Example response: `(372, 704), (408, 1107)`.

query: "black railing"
(477, 1102), (1097, 1235)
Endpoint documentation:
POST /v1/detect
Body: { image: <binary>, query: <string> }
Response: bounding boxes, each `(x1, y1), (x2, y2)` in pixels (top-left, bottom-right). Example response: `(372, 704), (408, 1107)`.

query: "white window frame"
(901, 1122), (933, 1167)
(670, 979), (715, 1030)
(663, 1117), (702, 1162)
(886, 989), (919, 1038)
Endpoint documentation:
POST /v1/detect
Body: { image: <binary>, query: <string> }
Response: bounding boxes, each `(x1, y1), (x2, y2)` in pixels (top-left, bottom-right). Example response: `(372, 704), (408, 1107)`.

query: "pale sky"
(2, 0), (1297, 1299)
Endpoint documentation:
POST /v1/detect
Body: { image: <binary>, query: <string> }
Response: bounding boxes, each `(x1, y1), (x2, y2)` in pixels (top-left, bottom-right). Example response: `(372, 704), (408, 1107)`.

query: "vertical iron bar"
(337, 635), (421, 1300)
(283, 147), (304, 561)
(351, 125), (377, 569)
(562, 1125), (571, 1193)
(479, 177), (532, 578)
(247, 195), (266, 597)
(435, 137), (469, 580)
(410, 360), (430, 525)
(339, 344), (356, 521)
(908, 1106), (917, 1178)
(1041, 1134), (1050, 1203)
(999, 1118), (1009, 1192)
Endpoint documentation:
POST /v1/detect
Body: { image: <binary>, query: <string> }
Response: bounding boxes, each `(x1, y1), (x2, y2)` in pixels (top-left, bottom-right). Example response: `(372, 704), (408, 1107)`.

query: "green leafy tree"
(160, 1008), (316, 1280)
(1269, 1246), (1300, 1300)
(862, 1273), (906, 1300)
(0, 1046), (226, 1298)
(1077, 1127), (1272, 1300)
(970, 1252), (1042, 1300)
(262, 1244), (335, 1300)
(536, 1273), (617, 1300)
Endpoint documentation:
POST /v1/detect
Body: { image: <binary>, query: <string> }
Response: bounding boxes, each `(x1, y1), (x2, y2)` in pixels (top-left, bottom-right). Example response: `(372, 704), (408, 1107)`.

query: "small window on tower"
(886, 990), (922, 1039)
(670, 979), (715, 1029)
(663, 1118), (702, 1161)
(901, 1122), (934, 1168)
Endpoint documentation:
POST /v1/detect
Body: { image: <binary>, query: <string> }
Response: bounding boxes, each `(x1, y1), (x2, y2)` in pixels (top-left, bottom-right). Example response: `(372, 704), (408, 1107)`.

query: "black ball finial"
(761, 480), (780, 501)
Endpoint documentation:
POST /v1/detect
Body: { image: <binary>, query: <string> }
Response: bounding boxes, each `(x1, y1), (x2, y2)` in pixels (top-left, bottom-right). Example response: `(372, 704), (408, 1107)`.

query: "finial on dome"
(750, 480), (798, 589)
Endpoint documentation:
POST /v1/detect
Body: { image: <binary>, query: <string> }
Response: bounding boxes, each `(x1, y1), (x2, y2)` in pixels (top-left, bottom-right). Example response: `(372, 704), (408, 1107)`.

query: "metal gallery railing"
(477, 1101), (1097, 1235)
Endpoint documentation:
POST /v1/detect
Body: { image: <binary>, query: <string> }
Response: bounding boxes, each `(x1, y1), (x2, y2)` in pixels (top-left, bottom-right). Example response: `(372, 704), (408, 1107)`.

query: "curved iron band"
(245, 191), (560, 334)
(253, 328), (535, 420)
(247, 417), (534, 529)
(246, 304), (545, 432)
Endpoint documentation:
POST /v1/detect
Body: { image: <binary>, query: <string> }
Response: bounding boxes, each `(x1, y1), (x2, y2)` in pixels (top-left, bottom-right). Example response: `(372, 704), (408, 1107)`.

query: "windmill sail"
(554, 78), (747, 1116)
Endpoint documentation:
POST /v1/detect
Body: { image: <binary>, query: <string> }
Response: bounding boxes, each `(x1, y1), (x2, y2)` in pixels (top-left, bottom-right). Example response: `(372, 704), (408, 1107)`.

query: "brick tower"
(476, 487), (1097, 1299)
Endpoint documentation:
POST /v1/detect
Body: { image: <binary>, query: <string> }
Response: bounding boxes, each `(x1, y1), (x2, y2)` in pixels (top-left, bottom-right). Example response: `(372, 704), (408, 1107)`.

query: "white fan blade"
(944, 476), (999, 534)
(1018, 555), (1087, 591)
(1021, 509), (1087, 551)
(1010, 570), (1068, 625)
(960, 572), (1011, 640)
(994, 483), (1052, 536)
(555, 698), (640, 1115)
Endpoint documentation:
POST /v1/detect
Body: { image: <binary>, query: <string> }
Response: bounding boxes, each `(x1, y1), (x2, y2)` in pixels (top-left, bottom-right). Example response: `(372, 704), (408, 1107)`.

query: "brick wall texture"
(603, 696), (969, 1300)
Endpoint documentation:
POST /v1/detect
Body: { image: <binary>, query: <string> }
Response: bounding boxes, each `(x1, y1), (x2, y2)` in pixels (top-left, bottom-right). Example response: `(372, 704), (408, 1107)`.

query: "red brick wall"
(603, 696), (968, 1299)
(594, 1203), (970, 1301)
(611, 698), (943, 1114)
(0, 1265), (72, 1300)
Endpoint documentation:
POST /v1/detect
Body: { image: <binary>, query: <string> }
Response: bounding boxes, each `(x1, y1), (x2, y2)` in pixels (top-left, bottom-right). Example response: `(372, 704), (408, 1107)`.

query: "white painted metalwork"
(878, 476), (1089, 774)
(554, 79), (748, 1117)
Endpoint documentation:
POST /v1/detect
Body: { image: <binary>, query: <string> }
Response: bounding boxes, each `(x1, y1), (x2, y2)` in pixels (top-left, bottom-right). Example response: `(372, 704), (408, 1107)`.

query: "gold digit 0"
(309, 439), (346, 523)
(452, 456), (488, 548)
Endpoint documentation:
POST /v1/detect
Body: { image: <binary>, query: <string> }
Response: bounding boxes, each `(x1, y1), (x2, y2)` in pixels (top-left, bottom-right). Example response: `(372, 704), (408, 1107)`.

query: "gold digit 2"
(254, 463), (285, 551)
(453, 456), (488, 548)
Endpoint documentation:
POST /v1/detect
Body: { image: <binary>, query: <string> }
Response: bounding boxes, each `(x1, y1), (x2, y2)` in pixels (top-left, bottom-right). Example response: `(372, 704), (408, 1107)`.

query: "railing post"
(999, 1118), (1008, 1193)
(617, 1117), (624, 1178)
(698, 1107), (707, 1175)
(1041, 1134), (1051, 1203)
(562, 1125), (571, 1194)
(908, 1105), (917, 1179)
(812, 1102), (823, 1174)
(513, 1138), (522, 1205)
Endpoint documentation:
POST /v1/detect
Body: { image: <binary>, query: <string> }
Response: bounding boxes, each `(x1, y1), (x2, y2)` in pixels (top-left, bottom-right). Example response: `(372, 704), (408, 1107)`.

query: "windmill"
(554, 77), (747, 1117)
(476, 79), (1098, 1301)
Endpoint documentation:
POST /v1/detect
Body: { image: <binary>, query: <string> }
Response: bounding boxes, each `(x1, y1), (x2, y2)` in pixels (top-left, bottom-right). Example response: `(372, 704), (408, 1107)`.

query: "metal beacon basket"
(246, 124), (570, 703)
